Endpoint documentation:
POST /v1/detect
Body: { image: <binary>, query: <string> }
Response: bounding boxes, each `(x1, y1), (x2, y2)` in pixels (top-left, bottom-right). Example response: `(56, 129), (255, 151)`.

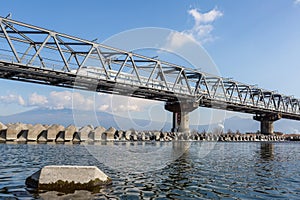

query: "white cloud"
(163, 8), (223, 50)
(26, 91), (91, 110)
(188, 8), (223, 24)
(294, 0), (300, 5)
(24, 90), (153, 113)
(49, 91), (95, 111)
(29, 92), (48, 106)
(48, 91), (73, 109)
(187, 8), (223, 43)
(95, 93), (152, 113)
(0, 94), (26, 106)
(164, 31), (196, 51)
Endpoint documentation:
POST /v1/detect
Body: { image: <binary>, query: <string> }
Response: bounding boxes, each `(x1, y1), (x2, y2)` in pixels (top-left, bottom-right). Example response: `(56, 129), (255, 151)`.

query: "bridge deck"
(0, 16), (300, 121)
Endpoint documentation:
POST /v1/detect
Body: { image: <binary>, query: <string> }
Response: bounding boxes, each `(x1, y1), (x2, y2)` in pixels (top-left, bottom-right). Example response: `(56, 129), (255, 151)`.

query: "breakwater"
(0, 122), (299, 142)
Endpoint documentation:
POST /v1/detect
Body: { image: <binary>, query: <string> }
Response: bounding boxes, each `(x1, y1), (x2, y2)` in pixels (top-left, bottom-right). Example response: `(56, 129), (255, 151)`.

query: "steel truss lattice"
(0, 16), (299, 120)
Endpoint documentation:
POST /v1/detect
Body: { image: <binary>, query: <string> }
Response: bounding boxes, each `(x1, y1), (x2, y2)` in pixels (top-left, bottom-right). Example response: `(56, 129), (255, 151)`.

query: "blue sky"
(0, 0), (300, 128)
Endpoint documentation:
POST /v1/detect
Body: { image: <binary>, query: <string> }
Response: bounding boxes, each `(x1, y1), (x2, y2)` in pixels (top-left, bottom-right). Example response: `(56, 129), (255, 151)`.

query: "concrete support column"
(178, 111), (189, 133)
(253, 113), (281, 135)
(171, 112), (177, 132)
(261, 120), (274, 135)
(165, 101), (198, 133)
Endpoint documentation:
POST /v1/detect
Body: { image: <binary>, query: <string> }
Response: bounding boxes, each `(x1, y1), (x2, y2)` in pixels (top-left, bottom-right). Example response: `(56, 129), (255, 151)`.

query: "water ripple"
(0, 142), (300, 199)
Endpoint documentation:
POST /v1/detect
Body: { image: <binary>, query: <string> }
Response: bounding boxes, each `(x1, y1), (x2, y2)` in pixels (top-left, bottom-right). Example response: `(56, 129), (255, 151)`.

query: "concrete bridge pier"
(170, 112), (190, 132)
(254, 113), (281, 135)
(165, 101), (198, 133)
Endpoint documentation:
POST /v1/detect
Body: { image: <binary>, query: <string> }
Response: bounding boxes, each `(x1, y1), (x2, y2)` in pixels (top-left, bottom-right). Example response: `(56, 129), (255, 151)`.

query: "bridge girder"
(0, 16), (299, 121)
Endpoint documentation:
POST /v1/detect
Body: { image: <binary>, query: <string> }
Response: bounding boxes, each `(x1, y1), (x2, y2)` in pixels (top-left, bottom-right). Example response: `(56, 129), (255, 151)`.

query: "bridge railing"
(0, 16), (300, 118)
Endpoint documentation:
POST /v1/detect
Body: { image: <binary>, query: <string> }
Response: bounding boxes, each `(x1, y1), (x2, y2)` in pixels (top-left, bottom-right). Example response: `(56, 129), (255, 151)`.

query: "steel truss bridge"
(0, 16), (299, 133)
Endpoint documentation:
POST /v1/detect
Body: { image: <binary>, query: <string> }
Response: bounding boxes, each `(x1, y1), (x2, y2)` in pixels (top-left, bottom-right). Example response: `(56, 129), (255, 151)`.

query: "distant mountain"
(0, 108), (173, 131)
(224, 116), (258, 133)
(223, 116), (300, 134)
(1, 108), (300, 133)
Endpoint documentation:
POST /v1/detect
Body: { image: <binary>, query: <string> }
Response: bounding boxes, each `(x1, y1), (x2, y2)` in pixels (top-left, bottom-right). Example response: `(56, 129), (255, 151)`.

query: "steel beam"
(0, 16), (300, 126)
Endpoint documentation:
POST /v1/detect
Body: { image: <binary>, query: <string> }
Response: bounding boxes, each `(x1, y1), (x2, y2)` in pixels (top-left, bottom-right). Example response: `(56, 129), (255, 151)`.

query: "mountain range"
(0, 108), (300, 133)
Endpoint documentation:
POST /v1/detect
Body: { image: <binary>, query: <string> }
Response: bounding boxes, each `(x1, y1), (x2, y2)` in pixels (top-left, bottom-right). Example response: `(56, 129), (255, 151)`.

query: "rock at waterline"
(64, 125), (78, 141)
(0, 122), (7, 130)
(93, 126), (106, 141)
(102, 127), (116, 141)
(25, 165), (112, 192)
(6, 123), (28, 141)
(27, 124), (46, 141)
(0, 122), (7, 141)
(78, 125), (94, 141)
(47, 124), (65, 141)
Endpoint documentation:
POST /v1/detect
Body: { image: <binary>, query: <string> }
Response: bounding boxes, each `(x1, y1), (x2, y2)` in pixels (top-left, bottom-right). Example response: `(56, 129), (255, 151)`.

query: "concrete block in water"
(115, 130), (124, 140)
(79, 125), (94, 141)
(139, 132), (146, 141)
(93, 126), (106, 141)
(189, 132), (197, 140)
(144, 132), (151, 141)
(64, 125), (78, 141)
(102, 127), (116, 141)
(125, 130), (131, 141)
(0, 122), (7, 141)
(172, 132), (178, 141)
(153, 132), (161, 141)
(130, 130), (138, 141)
(25, 165), (112, 192)
(28, 124), (46, 141)
(0, 122), (7, 130)
(47, 124), (65, 141)
(6, 123), (28, 141)
(0, 131), (5, 141)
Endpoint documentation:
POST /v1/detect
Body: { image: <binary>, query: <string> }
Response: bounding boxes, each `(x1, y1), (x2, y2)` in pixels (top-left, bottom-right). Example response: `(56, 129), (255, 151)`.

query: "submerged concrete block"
(39, 190), (94, 199)
(25, 165), (112, 192)
(0, 122), (7, 130)
(37, 131), (47, 142)
(28, 124), (46, 141)
(125, 130), (131, 140)
(93, 126), (106, 141)
(16, 124), (32, 142)
(79, 125), (94, 141)
(0, 131), (5, 141)
(6, 123), (28, 141)
(115, 130), (124, 140)
(153, 132), (161, 141)
(72, 132), (81, 142)
(56, 131), (65, 142)
(144, 132), (151, 141)
(47, 124), (65, 141)
(130, 130), (138, 141)
(0, 122), (7, 141)
(65, 125), (78, 141)
(102, 127), (116, 141)
(139, 132), (146, 141)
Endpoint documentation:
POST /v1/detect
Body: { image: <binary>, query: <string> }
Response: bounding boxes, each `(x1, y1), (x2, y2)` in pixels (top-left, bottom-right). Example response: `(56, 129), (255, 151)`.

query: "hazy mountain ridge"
(0, 108), (299, 133)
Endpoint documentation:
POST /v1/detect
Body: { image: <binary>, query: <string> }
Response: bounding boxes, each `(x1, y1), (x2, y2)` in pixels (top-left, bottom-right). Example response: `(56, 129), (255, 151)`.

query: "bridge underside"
(0, 16), (300, 135)
(1, 61), (300, 135)
(199, 98), (300, 121)
(0, 61), (184, 102)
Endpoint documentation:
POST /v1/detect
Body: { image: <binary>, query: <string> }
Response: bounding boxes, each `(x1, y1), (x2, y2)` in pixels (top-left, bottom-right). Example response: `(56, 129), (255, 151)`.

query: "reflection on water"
(260, 143), (274, 160)
(84, 141), (192, 173)
(0, 142), (300, 199)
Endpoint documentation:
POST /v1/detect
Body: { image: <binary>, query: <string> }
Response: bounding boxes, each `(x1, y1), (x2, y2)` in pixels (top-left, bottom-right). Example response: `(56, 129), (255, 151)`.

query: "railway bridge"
(0, 16), (299, 134)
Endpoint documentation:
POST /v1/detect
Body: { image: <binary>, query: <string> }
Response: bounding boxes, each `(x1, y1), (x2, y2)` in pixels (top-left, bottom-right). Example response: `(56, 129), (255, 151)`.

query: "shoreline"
(1, 122), (299, 143)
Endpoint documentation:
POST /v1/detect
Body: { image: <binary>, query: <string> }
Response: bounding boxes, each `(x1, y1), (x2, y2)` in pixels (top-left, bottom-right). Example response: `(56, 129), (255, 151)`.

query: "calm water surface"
(0, 142), (299, 199)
